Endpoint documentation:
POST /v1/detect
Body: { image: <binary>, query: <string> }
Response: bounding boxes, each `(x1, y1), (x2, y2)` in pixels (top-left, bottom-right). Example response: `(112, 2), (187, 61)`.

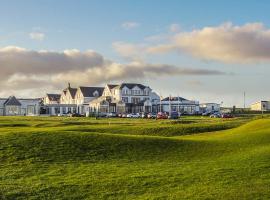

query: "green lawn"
(0, 116), (269, 199)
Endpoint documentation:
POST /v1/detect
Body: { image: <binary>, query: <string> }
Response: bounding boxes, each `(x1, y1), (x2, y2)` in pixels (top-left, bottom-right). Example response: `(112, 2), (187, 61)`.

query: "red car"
(221, 113), (233, 118)
(157, 112), (168, 119)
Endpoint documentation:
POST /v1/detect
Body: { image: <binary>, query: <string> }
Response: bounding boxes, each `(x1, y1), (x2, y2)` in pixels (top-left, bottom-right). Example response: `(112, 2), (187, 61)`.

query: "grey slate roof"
(69, 88), (77, 99)
(116, 83), (147, 90)
(79, 87), (104, 97)
(47, 94), (61, 101)
(162, 97), (187, 101)
(4, 96), (21, 106)
(63, 87), (77, 99)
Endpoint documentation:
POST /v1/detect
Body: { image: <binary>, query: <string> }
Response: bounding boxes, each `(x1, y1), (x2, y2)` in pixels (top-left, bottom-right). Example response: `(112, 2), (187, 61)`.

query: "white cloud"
(116, 22), (270, 63)
(29, 32), (45, 41)
(121, 21), (140, 30)
(0, 46), (224, 97)
(148, 22), (270, 63)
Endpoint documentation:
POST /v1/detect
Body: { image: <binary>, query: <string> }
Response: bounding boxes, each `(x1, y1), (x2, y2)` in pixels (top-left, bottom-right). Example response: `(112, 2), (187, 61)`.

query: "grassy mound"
(0, 117), (269, 199)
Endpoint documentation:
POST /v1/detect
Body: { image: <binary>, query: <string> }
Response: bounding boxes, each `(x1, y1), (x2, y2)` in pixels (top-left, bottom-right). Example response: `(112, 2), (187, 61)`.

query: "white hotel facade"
(41, 83), (200, 116)
(0, 82), (205, 116)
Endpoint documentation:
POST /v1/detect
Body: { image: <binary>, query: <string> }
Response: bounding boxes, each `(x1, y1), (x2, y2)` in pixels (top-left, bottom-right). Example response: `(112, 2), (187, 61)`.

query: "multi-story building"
(60, 83), (77, 105)
(89, 83), (160, 114)
(75, 86), (104, 114)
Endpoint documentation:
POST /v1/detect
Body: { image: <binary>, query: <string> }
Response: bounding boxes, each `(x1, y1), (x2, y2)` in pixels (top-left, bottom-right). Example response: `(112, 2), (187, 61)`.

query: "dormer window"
(93, 91), (99, 97)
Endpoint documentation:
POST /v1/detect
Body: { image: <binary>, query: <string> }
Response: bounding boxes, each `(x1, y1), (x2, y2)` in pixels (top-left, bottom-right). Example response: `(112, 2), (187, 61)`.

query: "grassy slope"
(0, 117), (269, 199)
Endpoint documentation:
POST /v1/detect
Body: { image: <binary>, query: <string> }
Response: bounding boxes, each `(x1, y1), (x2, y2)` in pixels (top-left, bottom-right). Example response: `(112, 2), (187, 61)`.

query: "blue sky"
(0, 0), (269, 106)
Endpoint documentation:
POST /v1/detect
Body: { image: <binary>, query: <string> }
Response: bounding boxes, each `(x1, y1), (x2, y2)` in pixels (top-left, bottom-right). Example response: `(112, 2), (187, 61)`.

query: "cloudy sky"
(0, 0), (269, 107)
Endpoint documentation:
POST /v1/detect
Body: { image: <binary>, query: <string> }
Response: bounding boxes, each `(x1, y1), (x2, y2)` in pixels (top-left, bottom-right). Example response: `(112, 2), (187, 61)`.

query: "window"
(93, 91), (99, 97)
(54, 107), (60, 114)
(122, 97), (128, 103)
(131, 97), (140, 104)
(62, 107), (66, 114)
(27, 105), (35, 115)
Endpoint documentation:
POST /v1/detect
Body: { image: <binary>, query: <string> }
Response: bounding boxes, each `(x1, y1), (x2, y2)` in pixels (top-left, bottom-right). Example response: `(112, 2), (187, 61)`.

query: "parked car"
(68, 113), (84, 117)
(140, 112), (147, 118)
(96, 112), (107, 118)
(210, 113), (221, 118)
(107, 112), (117, 117)
(202, 112), (211, 116)
(127, 113), (140, 118)
(221, 113), (233, 118)
(121, 113), (127, 118)
(147, 113), (157, 119)
(168, 111), (179, 119)
(157, 112), (168, 119)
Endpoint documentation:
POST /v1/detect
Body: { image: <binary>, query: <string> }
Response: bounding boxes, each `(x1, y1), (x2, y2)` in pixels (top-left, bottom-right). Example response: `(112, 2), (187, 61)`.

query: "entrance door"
(0, 108), (3, 116)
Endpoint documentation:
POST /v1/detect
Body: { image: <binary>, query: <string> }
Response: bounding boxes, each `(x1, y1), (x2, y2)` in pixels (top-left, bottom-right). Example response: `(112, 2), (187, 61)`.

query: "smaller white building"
(200, 103), (220, 113)
(159, 97), (200, 114)
(250, 101), (270, 111)
(0, 96), (40, 116)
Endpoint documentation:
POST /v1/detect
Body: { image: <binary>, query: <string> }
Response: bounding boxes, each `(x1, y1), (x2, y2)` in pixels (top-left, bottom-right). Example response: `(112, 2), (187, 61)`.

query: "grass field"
(0, 116), (269, 199)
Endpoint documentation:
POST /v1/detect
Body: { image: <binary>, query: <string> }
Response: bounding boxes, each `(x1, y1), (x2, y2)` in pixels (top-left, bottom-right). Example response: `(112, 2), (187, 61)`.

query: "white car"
(127, 113), (140, 118)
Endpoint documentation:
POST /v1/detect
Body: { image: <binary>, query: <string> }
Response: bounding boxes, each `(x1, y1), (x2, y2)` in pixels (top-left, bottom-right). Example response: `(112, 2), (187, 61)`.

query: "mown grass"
(0, 116), (269, 199)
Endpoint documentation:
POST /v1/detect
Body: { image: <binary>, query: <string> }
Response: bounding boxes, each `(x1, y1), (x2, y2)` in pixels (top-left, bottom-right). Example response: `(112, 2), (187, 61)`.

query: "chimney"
(68, 82), (71, 88)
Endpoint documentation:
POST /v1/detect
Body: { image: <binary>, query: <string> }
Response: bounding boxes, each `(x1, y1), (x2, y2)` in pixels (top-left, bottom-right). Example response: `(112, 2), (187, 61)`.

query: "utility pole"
(159, 93), (162, 112)
(262, 102), (264, 117)
(244, 91), (246, 109)
(178, 94), (180, 114)
(169, 95), (171, 116)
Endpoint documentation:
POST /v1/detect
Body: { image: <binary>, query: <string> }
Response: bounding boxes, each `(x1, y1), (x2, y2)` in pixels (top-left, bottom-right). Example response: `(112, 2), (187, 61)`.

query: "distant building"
(200, 103), (220, 113)
(159, 96), (200, 114)
(250, 101), (270, 111)
(0, 96), (40, 116)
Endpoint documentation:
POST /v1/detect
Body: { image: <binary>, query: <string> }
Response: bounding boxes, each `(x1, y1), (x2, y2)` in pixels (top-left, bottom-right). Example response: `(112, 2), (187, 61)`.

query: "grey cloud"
(0, 46), (225, 97)
(115, 22), (270, 63)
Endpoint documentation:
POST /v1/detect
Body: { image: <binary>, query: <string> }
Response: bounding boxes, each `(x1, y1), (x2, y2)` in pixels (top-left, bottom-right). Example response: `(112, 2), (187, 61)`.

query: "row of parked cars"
(96, 111), (180, 119)
(203, 111), (233, 118)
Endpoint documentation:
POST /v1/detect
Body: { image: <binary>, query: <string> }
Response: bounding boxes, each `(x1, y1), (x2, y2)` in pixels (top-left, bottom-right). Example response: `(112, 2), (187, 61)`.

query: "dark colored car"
(221, 113), (233, 118)
(69, 113), (84, 117)
(168, 111), (179, 119)
(147, 113), (157, 119)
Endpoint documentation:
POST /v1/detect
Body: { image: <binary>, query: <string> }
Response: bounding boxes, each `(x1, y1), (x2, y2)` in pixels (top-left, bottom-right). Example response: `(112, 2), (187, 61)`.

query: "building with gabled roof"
(0, 96), (40, 116)
(60, 83), (77, 104)
(90, 83), (160, 114)
(75, 86), (104, 114)
(160, 96), (200, 114)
